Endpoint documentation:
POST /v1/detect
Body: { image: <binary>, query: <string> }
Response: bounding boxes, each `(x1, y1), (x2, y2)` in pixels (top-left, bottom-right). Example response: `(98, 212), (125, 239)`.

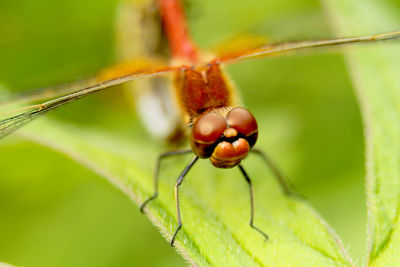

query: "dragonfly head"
(190, 107), (258, 168)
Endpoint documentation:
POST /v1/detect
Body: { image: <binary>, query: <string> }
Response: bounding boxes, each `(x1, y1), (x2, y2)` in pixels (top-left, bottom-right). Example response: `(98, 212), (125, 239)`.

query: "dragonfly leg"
(170, 155), (199, 247)
(251, 148), (298, 196)
(238, 165), (269, 241)
(140, 149), (193, 212)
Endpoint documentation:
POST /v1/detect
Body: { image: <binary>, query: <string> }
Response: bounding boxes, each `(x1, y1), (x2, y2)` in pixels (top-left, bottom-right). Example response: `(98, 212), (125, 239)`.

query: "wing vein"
(0, 65), (182, 139)
(219, 30), (400, 63)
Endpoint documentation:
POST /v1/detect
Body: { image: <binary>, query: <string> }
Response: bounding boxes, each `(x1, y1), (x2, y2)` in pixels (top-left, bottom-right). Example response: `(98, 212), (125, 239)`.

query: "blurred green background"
(0, 0), (367, 266)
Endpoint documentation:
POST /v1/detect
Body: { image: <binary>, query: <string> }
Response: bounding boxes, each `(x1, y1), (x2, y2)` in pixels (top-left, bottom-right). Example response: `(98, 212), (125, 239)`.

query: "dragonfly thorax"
(190, 107), (258, 168)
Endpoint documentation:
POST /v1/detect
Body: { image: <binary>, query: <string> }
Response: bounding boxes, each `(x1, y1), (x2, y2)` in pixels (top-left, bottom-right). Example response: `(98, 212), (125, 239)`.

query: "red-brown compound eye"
(226, 107), (258, 147)
(191, 112), (227, 158)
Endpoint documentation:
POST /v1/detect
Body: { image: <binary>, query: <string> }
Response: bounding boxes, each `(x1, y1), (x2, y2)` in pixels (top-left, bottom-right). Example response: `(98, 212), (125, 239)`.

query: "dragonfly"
(1, 0), (400, 247)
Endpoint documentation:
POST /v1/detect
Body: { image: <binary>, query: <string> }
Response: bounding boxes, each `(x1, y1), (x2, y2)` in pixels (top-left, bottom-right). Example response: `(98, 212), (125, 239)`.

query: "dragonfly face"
(172, 59), (258, 168)
(191, 107), (258, 168)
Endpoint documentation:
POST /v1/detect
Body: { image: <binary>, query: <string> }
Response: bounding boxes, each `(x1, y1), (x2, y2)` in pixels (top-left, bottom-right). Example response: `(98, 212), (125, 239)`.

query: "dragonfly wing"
(0, 105), (51, 139)
(0, 64), (183, 139)
(218, 30), (400, 64)
(0, 58), (167, 107)
(0, 78), (99, 107)
(210, 34), (268, 59)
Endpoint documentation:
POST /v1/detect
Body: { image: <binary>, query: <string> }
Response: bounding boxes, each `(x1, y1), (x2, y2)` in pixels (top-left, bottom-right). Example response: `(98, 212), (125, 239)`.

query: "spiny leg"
(251, 148), (294, 196)
(140, 149), (192, 212)
(238, 164), (269, 241)
(170, 155), (199, 247)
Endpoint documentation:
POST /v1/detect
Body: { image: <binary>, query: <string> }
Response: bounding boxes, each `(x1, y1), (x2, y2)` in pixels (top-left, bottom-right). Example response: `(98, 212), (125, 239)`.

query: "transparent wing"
(0, 64), (183, 139)
(0, 78), (98, 106)
(217, 30), (400, 64)
(210, 34), (268, 60)
(0, 58), (166, 107)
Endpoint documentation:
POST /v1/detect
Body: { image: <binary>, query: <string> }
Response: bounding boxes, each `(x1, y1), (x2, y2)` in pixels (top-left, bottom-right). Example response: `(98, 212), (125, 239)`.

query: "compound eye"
(226, 107), (258, 147)
(191, 112), (227, 158)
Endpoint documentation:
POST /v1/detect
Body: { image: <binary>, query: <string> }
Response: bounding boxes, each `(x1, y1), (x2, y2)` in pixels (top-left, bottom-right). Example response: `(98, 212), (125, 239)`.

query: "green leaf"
(323, 0), (400, 265)
(10, 108), (353, 266)
(0, 263), (19, 267)
(4, 0), (400, 265)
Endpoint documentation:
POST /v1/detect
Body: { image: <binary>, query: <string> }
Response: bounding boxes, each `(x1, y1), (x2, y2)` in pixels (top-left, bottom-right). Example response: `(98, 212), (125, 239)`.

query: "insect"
(1, 0), (399, 247)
